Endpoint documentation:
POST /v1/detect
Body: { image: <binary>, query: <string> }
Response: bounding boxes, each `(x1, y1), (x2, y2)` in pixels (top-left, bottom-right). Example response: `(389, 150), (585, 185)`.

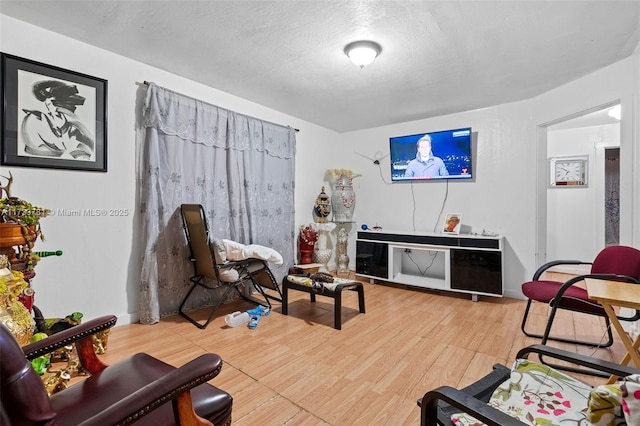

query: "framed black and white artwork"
(1, 53), (107, 171)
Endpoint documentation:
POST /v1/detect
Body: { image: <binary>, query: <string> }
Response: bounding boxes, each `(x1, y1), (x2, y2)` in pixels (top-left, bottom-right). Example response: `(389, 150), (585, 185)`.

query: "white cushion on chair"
(209, 238), (281, 282)
(209, 239), (238, 281)
(211, 238), (227, 264)
(216, 267), (240, 282)
(222, 239), (283, 264)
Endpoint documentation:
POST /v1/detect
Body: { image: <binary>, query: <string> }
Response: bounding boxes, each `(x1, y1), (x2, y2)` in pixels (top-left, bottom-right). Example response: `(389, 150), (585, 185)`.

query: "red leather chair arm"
(77, 353), (223, 426)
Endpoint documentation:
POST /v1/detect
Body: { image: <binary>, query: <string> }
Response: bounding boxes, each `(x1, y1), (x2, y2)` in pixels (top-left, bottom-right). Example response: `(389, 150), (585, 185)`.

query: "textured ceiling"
(1, 1), (638, 132)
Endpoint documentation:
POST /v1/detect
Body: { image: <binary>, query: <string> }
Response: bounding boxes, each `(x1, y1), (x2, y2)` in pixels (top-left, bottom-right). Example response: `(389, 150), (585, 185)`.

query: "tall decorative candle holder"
(332, 222), (354, 276)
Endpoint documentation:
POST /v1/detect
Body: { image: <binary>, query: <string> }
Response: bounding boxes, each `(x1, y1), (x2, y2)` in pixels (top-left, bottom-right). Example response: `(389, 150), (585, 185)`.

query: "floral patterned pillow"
(451, 359), (593, 426)
(620, 375), (640, 424)
(588, 374), (640, 426)
(587, 382), (623, 425)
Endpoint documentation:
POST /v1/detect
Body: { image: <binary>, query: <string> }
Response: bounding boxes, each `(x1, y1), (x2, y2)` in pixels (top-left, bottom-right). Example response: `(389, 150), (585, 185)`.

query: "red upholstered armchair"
(521, 245), (640, 349)
(0, 315), (233, 426)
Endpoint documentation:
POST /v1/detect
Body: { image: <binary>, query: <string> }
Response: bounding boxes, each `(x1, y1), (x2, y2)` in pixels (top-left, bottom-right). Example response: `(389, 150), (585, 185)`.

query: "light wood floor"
(100, 277), (627, 425)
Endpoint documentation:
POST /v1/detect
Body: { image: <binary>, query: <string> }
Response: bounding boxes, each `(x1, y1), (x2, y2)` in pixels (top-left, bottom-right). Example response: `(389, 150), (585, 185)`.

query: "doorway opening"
(543, 103), (621, 262)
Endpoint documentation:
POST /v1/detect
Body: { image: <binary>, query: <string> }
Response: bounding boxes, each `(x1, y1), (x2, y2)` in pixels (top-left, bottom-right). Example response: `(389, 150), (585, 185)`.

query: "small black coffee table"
(281, 276), (365, 330)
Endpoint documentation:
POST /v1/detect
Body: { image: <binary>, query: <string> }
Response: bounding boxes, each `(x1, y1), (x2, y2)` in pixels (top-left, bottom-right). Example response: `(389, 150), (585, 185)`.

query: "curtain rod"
(142, 80), (299, 132)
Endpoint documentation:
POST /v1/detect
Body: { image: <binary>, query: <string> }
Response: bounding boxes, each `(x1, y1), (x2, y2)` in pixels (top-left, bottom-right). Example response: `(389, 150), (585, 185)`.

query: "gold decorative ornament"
(92, 329), (111, 354)
(0, 257), (35, 345)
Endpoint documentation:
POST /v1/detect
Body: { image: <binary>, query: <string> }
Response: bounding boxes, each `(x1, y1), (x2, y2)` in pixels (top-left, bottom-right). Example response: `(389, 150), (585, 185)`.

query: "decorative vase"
(331, 176), (356, 222)
(313, 186), (331, 223)
(298, 226), (318, 264)
(313, 248), (332, 273)
(299, 244), (315, 264)
(309, 222), (336, 272)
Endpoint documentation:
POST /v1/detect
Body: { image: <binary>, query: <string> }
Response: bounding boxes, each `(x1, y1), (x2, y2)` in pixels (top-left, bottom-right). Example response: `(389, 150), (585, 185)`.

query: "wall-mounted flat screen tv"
(389, 127), (473, 182)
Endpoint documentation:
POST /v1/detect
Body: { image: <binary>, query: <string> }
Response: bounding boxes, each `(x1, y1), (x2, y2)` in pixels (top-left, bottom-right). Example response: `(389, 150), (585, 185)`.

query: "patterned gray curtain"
(138, 83), (295, 324)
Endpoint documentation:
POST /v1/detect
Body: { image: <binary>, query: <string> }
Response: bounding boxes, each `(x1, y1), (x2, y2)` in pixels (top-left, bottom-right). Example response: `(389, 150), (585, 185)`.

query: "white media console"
(355, 230), (504, 301)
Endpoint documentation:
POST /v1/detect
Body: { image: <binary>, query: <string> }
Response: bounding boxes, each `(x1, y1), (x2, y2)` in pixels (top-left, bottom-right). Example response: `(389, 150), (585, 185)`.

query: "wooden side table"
(585, 278), (640, 381)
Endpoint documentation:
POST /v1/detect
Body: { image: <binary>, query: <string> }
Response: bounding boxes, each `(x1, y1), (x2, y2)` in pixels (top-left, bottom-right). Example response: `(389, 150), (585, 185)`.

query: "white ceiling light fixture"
(608, 105), (621, 120)
(344, 40), (382, 68)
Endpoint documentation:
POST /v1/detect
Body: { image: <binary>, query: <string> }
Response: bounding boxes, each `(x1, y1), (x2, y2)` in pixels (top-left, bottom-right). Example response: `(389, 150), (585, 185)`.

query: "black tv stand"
(355, 230), (503, 301)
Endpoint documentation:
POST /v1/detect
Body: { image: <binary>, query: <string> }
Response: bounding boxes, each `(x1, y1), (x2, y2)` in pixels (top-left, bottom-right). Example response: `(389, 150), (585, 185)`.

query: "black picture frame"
(1, 53), (107, 171)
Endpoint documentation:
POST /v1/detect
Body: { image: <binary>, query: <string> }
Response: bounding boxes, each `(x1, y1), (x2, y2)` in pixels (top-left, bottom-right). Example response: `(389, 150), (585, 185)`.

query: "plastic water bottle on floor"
(225, 311), (250, 327)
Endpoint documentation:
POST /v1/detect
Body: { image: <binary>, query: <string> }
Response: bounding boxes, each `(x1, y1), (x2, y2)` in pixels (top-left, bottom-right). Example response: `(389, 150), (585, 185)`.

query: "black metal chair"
(418, 344), (640, 426)
(178, 203), (282, 329)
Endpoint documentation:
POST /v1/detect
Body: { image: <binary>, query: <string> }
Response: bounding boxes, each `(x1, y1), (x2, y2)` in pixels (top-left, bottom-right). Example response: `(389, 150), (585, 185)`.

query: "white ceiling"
(1, 1), (638, 132)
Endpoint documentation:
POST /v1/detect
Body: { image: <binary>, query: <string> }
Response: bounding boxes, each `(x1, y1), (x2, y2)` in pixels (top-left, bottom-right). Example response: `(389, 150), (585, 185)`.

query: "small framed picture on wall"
(1, 53), (108, 171)
(443, 213), (462, 234)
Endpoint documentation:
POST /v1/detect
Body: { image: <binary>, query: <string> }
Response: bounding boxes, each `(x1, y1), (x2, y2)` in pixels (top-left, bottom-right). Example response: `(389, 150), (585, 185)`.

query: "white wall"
(1, 14), (638, 319)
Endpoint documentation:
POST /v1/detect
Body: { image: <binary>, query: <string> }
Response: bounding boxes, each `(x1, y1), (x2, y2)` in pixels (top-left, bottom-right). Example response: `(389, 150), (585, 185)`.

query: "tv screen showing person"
(389, 127), (472, 182)
(404, 135), (449, 178)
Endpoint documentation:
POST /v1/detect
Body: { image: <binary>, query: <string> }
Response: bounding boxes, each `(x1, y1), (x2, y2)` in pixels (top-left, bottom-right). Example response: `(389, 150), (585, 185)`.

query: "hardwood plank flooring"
(99, 277), (627, 425)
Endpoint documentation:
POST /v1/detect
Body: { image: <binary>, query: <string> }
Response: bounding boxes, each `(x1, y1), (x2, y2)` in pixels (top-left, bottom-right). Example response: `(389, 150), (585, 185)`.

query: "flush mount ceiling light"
(344, 40), (382, 68)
